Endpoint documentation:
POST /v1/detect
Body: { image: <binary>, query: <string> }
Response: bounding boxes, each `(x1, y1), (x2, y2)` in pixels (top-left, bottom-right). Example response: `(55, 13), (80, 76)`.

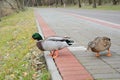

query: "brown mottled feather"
(87, 37), (111, 52)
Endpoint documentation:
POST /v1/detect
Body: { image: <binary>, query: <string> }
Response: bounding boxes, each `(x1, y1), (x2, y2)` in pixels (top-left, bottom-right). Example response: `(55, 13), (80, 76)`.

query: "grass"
(81, 5), (120, 10)
(57, 4), (120, 11)
(0, 8), (50, 80)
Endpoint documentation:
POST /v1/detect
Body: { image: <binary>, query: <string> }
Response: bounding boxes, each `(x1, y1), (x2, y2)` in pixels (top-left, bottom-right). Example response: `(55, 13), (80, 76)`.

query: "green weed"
(0, 8), (50, 80)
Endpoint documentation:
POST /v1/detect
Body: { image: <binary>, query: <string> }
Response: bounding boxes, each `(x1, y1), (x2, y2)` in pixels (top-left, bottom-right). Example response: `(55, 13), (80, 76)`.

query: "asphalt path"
(36, 8), (120, 79)
(55, 8), (120, 24)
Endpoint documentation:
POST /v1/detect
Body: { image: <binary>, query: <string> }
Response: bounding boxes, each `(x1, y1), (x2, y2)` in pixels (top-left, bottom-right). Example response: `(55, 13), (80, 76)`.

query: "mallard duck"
(32, 33), (74, 58)
(87, 36), (112, 57)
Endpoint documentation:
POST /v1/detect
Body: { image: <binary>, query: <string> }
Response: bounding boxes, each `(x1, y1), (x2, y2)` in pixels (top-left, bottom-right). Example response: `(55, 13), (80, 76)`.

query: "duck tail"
(66, 39), (74, 46)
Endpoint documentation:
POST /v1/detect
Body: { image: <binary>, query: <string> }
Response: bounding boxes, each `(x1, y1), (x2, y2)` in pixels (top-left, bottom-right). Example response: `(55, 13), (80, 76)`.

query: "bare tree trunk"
(118, 0), (120, 4)
(72, 0), (76, 5)
(32, 0), (35, 6)
(93, 0), (97, 8)
(15, 0), (20, 10)
(38, 0), (42, 6)
(112, 0), (118, 5)
(48, 0), (50, 7)
(61, 0), (63, 5)
(34, 0), (37, 6)
(15, 0), (25, 11)
(0, 0), (3, 21)
(4, 0), (19, 12)
(5, 0), (16, 10)
(88, 0), (92, 5)
(62, 0), (66, 8)
(98, 0), (102, 5)
(22, 0), (25, 8)
(55, 0), (58, 8)
(26, 0), (30, 6)
(78, 0), (81, 8)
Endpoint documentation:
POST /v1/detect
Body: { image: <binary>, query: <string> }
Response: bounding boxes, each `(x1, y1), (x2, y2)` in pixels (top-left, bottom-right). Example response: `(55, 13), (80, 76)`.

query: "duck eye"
(108, 39), (110, 41)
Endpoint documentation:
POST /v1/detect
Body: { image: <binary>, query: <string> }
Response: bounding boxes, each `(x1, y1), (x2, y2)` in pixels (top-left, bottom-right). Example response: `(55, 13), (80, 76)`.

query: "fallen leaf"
(32, 73), (37, 79)
(23, 72), (28, 77)
(10, 74), (15, 78)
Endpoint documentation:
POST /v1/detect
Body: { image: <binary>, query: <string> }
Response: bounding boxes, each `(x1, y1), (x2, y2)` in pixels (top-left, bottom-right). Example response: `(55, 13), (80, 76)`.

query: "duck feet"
(49, 51), (54, 56)
(95, 53), (100, 57)
(106, 53), (112, 57)
(49, 53), (53, 56)
(52, 50), (59, 59)
(53, 55), (58, 59)
(106, 49), (112, 57)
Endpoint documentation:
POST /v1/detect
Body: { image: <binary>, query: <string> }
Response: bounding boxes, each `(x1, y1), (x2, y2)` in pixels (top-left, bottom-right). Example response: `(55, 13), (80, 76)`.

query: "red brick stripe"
(35, 12), (93, 80)
(68, 13), (120, 29)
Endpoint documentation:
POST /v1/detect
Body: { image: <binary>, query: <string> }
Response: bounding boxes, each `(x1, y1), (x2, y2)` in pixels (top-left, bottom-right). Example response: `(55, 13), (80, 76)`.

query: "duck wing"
(45, 36), (69, 41)
(46, 36), (74, 45)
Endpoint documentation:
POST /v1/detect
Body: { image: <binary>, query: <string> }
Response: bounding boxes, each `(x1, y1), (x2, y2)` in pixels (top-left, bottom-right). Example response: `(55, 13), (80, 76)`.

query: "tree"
(112, 0), (118, 5)
(98, 0), (102, 5)
(15, 0), (25, 11)
(5, 0), (16, 10)
(55, 0), (58, 8)
(93, 0), (97, 8)
(88, 0), (92, 5)
(0, 0), (3, 21)
(60, 0), (63, 5)
(72, 0), (76, 5)
(0, 0), (25, 18)
(78, 0), (81, 8)
(63, 0), (66, 8)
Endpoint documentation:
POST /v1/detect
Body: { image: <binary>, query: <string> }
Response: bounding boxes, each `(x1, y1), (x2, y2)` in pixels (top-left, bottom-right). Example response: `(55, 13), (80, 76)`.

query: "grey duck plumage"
(32, 33), (74, 58)
(36, 36), (74, 51)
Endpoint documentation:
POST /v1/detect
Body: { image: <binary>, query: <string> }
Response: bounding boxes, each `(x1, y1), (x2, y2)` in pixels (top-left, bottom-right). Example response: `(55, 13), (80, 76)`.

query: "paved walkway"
(35, 8), (120, 80)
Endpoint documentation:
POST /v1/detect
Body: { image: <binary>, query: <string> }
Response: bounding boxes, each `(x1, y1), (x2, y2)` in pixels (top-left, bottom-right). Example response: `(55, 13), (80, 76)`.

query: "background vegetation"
(0, 0), (120, 19)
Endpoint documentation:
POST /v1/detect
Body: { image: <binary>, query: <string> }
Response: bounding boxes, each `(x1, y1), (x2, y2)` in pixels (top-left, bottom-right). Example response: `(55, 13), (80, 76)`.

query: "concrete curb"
(35, 19), (62, 80)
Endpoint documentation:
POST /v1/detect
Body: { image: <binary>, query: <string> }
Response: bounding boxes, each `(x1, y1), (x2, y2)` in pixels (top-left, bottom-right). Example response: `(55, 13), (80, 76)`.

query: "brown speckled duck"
(87, 36), (112, 57)
(32, 33), (74, 59)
